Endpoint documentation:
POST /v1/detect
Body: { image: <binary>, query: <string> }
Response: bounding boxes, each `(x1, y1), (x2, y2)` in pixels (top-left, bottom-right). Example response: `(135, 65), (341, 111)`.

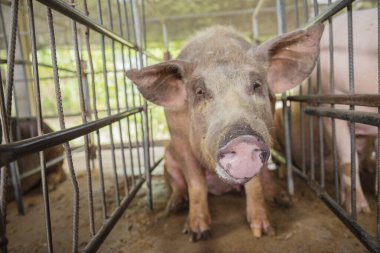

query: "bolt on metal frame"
(275, 0), (380, 252)
(0, 0), (161, 252)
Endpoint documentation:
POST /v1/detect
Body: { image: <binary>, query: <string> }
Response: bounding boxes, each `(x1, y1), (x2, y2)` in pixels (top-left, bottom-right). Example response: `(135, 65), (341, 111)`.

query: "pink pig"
(127, 24), (323, 241)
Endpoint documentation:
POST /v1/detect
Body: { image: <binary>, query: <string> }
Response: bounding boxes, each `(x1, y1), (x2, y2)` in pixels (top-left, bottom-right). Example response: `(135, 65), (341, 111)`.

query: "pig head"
(127, 24), (323, 240)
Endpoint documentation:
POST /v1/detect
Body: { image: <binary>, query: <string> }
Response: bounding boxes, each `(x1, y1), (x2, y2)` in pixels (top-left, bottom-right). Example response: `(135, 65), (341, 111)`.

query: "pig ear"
(126, 60), (194, 109)
(255, 23), (324, 93)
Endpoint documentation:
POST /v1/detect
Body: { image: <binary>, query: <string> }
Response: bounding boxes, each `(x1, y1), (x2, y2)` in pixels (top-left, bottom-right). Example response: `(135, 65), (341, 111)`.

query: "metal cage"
(0, 0), (162, 252)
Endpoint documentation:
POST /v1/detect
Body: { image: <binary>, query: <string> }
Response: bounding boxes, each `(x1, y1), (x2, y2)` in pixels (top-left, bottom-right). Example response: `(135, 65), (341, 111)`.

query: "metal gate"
(275, 0), (380, 252)
(0, 0), (162, 252)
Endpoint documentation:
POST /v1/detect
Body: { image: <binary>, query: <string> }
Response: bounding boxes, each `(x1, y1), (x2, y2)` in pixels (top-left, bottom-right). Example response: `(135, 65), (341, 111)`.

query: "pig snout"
(216, 128), (269, 185)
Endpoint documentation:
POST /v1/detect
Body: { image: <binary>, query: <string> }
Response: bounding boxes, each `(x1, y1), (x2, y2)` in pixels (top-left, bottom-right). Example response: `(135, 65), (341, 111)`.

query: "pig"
(2, 118), (66, 200)
(126, 24), (324, 241)
(316, 8), (378, 213)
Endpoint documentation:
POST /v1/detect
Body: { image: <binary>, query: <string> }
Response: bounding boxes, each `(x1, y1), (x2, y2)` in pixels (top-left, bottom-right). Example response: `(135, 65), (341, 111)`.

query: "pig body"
(127, 25), (323, 240)
(318, 8), (377, 213)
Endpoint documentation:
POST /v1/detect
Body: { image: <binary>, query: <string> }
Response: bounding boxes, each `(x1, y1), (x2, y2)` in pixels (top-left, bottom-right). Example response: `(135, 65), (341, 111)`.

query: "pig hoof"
(247, 212), (274, 238)
(182, 223), (211, 242)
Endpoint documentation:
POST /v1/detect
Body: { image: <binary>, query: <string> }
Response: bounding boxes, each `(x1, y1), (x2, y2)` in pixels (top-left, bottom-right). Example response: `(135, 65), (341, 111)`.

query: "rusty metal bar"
(70, 0), (95, 238)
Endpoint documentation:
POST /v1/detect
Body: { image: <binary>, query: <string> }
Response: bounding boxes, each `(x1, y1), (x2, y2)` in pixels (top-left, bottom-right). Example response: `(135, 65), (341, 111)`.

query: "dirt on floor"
(5, 162), (376, 253)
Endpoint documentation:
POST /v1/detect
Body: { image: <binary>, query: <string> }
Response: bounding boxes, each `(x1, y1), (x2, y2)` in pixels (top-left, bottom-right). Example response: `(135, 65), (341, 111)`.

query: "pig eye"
(196, 87), (205, 96)
(249, 81), (262, 94)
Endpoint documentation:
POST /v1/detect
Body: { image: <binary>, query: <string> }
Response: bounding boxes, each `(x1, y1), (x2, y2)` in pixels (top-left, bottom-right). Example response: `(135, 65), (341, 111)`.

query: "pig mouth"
(216, 135), (270, 185)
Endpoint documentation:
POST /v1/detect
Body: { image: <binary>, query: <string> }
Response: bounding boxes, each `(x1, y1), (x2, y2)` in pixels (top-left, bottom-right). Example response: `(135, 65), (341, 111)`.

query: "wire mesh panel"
(0, 0), (162, 252)
(273, 0), (380, 252)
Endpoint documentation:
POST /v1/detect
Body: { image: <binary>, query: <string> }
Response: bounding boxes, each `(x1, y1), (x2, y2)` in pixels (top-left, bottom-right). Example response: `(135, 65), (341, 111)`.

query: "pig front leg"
(181, 154), (211, 242)
(324, 118), (370, 214)
(245, 175), (274, 238)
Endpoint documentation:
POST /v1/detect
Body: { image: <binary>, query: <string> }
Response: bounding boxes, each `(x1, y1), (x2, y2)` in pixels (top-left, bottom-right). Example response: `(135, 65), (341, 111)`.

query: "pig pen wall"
(275, 0), (380, 252)
(0, 0), (164, 252)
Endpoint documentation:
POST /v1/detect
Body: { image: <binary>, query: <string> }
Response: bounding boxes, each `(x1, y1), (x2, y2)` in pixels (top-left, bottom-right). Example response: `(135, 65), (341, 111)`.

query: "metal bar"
(97, 0), (120, 207)
(327, 5), (340, 203)
(305, 107), (380, 127)
(108, 0), (129, 196)
(0, 59), (77, 73)
(304, 0), (356, 28)
(83, 0), (107, 221)
(0, 71), (9, 253)
(132, 0), (152, 210)
(5, 0), (19, 131)
(70, 0), (95, 238)
(35, 0), (160, 61)
(27, 1), (53, 251)
(46, 7), (80, 253)
(121, 0), (137, 188)
(83, 158), (163, 253)
(347, 3), (356, 220)
(377, 0), (380, 240)
(321, 193), (380, 253)
(0, 108), (142, 167)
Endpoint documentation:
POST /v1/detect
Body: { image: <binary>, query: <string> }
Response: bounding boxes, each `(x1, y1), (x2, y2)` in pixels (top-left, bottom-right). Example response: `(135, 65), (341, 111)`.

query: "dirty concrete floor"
(5, 161), (375, 253)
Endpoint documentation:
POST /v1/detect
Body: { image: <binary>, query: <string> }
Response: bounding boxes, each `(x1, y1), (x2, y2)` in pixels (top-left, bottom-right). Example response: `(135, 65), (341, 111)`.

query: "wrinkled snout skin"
(127, 24), (323, 241)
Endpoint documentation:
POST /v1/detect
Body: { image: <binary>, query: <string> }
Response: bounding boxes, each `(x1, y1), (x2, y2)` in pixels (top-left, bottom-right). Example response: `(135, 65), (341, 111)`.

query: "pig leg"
(181, 154), (211, 242)
(324, 118), (370, 213)
(164, 148), (188, 214)
(260, 166), (292, 207)
(245, 175), (274, 238)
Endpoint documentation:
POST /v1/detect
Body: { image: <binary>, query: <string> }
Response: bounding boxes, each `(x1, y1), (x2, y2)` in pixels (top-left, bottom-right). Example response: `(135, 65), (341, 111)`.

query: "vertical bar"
(47, 7), (80, 253)
(84, 0), (108, 220)
(328, 0), (340, 203)
(303, 0), (309, 23)
(96, 0), (121, 207)
(377, 0), (380, 240)
(121, 0), (137, 188)
(128, 0), (143, 178)
(277, 0), (293, 195)
(347, 3), (356, 220)
(0, 71), (9, 253)
(107, 0), (129, 195)
(294, 0), (300, 28)
(5, 0), (19, 131)
(131, 0), (152, 210)
(70, 0), (95, 237)
(27, 1), (53, 252)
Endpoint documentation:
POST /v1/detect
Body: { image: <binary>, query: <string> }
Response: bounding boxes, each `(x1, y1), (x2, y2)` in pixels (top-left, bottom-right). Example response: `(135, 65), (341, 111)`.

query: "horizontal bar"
(304, 0), (356, 28)
(288, 94), (380, 107)
(321, 193), (380, 253)
(0, 107), (143, 167)
(83, 157), (163, 253)
(35, 0), (160, 61)
(305, 107), (380, 127)
(0, 59), (76, 73)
